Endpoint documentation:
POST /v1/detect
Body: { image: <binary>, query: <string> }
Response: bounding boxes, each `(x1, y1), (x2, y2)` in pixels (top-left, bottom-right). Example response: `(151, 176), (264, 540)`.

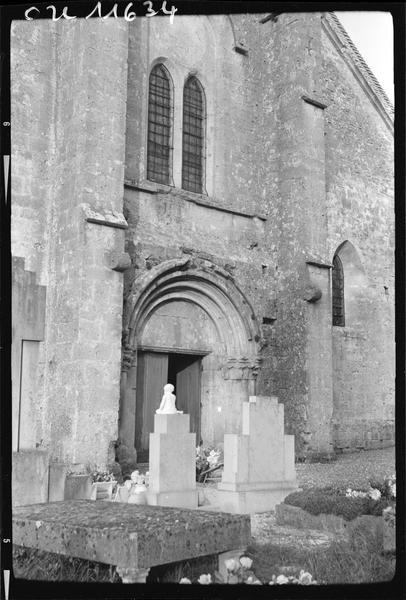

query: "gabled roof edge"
(322, 12), (394, 129)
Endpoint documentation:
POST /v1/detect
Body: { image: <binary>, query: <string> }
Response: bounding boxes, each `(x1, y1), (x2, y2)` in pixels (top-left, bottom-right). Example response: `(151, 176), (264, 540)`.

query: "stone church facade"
(11, 12), (394, 474)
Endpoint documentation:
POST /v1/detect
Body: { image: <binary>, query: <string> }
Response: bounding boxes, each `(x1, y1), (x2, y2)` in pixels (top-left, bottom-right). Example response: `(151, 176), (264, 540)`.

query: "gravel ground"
(250, 447), (396, 560)
(296, 447), (395, 489)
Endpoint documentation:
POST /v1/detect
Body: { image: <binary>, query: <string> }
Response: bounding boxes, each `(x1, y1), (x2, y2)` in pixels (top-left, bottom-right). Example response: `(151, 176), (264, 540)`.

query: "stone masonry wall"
(11, 257), (46, 451)
(260, 13), (335, 456)
(11, 13), (394, 465)
(11, 19), (129, 467)
(123, 13), (394, 457)
(321, 19), (395, 450)
(123, 15), (280, 452)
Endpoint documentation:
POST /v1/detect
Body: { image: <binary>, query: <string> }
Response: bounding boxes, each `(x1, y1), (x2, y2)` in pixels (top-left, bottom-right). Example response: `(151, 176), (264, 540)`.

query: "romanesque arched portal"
(119, 257), (261, 465)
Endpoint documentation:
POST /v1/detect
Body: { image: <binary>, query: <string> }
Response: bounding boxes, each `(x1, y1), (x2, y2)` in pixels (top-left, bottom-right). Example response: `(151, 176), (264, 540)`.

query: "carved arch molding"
(122, 257), (261, 379)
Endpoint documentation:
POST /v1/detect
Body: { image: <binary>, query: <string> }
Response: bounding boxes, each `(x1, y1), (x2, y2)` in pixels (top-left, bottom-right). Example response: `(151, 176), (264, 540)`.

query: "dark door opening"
(135, 351), (202, 462)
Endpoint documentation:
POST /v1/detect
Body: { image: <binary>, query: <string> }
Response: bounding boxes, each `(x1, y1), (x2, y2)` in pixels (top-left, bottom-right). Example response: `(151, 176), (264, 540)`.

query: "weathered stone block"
(147, 413), (198, 509)
(12, 450), (49, 507)
(48, 462), (68, 501)
(217, 396), (298, 513)
(13, 500), (251, 573)
(64, 475), (92, 500)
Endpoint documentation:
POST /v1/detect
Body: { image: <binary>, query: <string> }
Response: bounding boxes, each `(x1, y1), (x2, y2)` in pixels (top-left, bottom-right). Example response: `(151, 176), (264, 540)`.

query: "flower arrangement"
(346, 473), (396, 506)
(345, 487), (381, 500)
(127, 470), (149, 486)
(269, 570), (317, 585)
(368, 473), (396, 500)
(90, 470), (116, 483)
(115, 470), (150, 505)
(84, 464), (117, 484)
(179, 556), (318, 585)
(196, 445), (222, 481)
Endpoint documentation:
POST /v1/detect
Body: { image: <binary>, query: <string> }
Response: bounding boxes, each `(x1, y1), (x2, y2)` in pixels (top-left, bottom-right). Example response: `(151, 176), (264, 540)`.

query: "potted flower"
(196, 445), (223, 483)
(127, 470), (149, 505)
(89, 468), (116, 501)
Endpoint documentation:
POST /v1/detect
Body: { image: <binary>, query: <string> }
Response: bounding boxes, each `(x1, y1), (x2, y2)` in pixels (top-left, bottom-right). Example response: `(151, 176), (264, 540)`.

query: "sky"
(335, 12), (394, 104)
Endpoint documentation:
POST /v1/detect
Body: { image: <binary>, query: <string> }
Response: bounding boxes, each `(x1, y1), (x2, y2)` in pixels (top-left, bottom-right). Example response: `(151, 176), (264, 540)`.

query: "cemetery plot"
(13, 500), (250, 583)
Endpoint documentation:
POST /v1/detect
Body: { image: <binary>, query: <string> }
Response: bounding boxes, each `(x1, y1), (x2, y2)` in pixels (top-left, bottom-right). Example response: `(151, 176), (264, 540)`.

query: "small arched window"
(182, 76), (205, 193)
(332, 254), (345, 326)
(147, 64), (173, 184)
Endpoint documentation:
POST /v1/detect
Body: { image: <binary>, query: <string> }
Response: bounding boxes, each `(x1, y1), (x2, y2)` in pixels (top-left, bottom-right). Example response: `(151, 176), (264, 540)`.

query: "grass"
(13, 546), (218, 584)
(283, 487), (390, 520)
(246, 529), (396, 585)
(13, 546), (120, 583)
(13, 531), (396, 585)
(14, 447), (396, 585)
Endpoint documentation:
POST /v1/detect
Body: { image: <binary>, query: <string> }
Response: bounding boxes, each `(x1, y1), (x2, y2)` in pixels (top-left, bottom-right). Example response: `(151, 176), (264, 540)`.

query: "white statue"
(156, 383), (182, 414)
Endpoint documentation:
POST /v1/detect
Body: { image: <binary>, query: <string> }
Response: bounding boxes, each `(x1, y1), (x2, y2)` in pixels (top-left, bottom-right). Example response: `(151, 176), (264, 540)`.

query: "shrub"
(284, 487), (389, 521)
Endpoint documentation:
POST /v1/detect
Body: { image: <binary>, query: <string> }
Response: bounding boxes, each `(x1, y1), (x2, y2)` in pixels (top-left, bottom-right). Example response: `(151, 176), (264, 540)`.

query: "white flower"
(276, 574), (289, 584)
(197, 573), (212, 584)
(130, 470), (139, 482)
(346, 488), (368, 498)
(390, 483), (396, 498)
(298, 570), (314, 585)
(124, 480), (132, 490)
(246, 576), (262, 584)
(224, 558), (239, 573)
(239, 556), (253, 570)
(369, 488), (381, 501)
(179, 577), (192, 584)
(207, 450), (220, 466)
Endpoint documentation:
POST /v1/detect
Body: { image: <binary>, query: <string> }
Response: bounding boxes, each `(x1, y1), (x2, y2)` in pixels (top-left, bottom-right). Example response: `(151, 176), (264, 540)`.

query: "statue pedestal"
(147, 414), (198, 509)
(216, 396), (298, 513)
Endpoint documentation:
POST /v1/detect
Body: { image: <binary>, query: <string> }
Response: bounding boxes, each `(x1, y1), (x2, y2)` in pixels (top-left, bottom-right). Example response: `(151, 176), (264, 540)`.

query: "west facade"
(11, 12), (394, 477)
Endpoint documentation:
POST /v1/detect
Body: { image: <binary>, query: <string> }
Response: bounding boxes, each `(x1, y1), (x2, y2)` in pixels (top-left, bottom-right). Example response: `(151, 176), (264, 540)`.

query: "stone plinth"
(147, 413), (198, 509)
(216, 396), (298, 513)
(13, 500), (250, 582)
(64, 475), (92, 500)
(12, 450), (49, 507)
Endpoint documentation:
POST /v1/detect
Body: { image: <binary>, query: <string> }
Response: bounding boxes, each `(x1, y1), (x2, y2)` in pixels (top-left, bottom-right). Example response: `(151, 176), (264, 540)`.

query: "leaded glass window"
(182, 76), (205, 193)
(332, 254), (345, 326)
(147, 64), (173, 184)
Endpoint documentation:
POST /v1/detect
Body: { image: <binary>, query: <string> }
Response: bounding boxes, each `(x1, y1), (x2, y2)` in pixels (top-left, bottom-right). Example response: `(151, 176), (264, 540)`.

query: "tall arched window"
(332, 254), (345, 326)
(182, 76), (205, 193)
(147, 64), (173, 184)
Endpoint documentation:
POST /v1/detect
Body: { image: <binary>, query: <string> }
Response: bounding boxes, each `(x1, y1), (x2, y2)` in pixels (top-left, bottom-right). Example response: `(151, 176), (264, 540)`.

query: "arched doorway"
(119, 258), (260, 464)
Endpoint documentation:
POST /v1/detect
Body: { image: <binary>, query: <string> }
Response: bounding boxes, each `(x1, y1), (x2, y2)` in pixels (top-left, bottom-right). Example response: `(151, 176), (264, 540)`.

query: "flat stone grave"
(13, 500), (250, 583)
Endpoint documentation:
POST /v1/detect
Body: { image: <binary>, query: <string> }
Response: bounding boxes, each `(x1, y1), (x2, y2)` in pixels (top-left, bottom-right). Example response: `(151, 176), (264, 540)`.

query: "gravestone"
(216, 396), (298, 513)
(13, 500), (250, 583)
(147, 413), (198, 509)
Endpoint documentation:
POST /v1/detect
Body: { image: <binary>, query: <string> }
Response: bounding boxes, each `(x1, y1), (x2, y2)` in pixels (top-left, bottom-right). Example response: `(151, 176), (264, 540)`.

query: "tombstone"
(147, 384), (198, 509)
(216, 396), (298, 513)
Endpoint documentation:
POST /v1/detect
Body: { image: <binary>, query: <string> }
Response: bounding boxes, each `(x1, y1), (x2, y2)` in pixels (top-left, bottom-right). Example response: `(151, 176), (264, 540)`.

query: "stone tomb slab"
(13, 500), (250, 582)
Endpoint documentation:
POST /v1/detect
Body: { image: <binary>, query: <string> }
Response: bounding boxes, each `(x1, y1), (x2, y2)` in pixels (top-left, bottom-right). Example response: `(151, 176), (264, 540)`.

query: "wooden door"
(176, 359), (201, 442)
(135, 352), (168, 462)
